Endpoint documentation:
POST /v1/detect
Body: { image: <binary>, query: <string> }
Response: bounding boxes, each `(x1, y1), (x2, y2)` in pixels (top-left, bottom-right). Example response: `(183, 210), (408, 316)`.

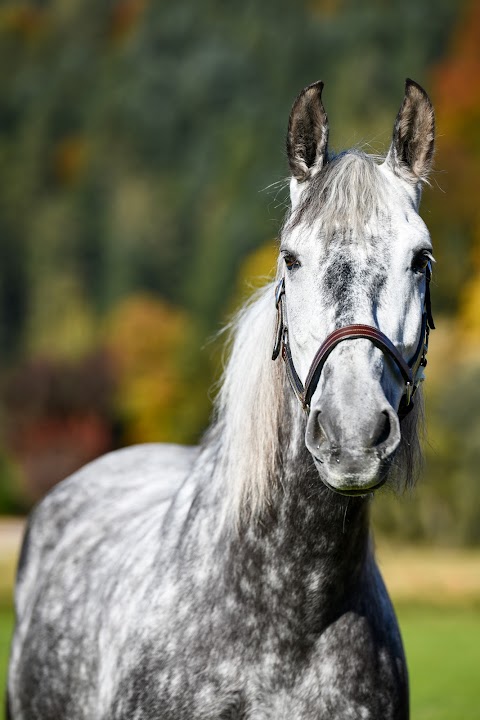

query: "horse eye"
(283, 253), (301, 271)
(411, 251), (432, 274)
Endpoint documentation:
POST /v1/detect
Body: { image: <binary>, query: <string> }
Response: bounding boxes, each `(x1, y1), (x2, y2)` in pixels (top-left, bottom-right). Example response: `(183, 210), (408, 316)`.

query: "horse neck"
(217, 393), (372, 624)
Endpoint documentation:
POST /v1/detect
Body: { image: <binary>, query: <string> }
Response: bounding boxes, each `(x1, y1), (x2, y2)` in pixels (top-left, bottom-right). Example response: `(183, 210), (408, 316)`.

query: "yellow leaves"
(238, 242), (278, 287)
(105, 294), (192, 444)
(25, 275), (98, 362)
(228, 240), (278, 315)
(107, 294), (187, 375)
(460, 277), (480, 340)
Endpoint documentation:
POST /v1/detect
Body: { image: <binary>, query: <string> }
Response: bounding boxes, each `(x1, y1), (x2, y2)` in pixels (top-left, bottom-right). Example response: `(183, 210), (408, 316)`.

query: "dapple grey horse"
(8, 78), (435, 719)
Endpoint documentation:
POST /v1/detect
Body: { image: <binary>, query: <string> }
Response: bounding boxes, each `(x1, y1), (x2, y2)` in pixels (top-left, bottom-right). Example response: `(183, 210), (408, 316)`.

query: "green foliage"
(0, 0), (462, 358)
(0, 453), (26, 515)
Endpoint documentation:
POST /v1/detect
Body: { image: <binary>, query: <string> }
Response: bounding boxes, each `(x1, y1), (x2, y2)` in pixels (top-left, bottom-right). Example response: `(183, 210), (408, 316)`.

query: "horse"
(8, 78), (435, 719)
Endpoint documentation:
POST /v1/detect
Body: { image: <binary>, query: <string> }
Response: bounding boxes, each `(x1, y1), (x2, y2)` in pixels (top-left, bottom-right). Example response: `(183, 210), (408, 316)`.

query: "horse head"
(277, 79), (435, 496)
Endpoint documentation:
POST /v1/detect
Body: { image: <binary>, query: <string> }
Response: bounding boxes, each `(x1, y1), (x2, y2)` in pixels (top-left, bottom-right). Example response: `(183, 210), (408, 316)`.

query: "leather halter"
(272, 264), (434, 417)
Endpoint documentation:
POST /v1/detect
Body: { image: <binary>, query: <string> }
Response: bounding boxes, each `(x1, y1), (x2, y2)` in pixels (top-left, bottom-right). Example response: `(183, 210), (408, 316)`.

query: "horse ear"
(386, 79), (435, 185)
(287, 81), (329, 182)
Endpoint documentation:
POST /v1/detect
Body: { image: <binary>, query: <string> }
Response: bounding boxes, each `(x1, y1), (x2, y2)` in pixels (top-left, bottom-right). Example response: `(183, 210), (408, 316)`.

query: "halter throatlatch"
(272, 264), (434, 418)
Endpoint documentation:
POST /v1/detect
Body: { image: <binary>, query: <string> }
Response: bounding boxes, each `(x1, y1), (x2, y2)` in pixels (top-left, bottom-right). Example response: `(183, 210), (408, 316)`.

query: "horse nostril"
(306, 410), (328, 452)
(371, 410), (391, 448)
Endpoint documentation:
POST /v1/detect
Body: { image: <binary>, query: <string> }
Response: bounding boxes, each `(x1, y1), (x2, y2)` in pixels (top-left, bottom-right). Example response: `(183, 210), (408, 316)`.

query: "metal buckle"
(275, 277), (285, 307)
(405, 381), (412, 406)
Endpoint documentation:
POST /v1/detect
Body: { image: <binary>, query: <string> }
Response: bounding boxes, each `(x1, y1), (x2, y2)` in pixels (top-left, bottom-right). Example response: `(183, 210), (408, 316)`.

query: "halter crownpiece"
(272, 264), (434, 417)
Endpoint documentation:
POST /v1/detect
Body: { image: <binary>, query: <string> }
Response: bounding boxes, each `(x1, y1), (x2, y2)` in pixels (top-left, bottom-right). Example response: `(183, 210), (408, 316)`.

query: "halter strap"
(272, 264), (434, 415)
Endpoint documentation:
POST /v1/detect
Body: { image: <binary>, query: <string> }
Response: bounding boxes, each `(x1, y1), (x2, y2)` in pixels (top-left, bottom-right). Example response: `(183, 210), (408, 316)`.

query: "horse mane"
(209, 150), (425, 523)
(211, 282), (287, 521)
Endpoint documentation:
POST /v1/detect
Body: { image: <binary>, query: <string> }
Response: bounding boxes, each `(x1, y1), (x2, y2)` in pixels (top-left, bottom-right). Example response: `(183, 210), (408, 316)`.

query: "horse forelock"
(285, 150), (390, 238)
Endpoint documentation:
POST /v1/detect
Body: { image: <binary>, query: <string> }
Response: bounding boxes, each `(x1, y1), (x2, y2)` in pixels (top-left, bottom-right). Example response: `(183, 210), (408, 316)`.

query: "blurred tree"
(105, 293), (210, 445)
(414, 0), (479, 318)
(227, 240), (278, 317)
(0, 451), (25, 514)
(2, 352), (114, 503)
(0, 0), (462, 363)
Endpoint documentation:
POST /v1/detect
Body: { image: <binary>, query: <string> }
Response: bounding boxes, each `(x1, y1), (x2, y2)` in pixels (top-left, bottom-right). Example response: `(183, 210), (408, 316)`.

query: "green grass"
(1, 603), (479, 719)
(397, 603), (480, 720)
(0, 606), (14, 719)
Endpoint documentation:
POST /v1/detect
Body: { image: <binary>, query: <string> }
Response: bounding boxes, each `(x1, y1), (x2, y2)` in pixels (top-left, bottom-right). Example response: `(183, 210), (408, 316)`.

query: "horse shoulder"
(7, 443), (200, 718)
(14, 442), (199, 622)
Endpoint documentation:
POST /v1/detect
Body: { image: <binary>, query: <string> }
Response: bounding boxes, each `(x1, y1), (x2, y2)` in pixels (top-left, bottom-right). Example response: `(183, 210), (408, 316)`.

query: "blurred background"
(1, 0), (480, 717)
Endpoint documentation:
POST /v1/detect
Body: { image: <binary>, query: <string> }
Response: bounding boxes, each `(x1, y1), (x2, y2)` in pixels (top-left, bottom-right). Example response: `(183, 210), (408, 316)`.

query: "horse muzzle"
(305, 402), (401, 494)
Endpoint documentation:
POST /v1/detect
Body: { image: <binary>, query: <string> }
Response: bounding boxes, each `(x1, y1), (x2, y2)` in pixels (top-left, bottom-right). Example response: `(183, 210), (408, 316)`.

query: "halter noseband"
(272, 264), (434, 418)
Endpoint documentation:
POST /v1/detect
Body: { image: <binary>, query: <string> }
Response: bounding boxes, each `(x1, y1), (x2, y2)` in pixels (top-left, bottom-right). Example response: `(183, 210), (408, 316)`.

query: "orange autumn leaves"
(426, 1), (480, 357)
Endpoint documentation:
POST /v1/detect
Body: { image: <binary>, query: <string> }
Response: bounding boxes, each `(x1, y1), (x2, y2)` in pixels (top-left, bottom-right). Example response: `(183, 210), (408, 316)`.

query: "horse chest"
(110, 655), (405, 720)
(108, 607), (406, 720)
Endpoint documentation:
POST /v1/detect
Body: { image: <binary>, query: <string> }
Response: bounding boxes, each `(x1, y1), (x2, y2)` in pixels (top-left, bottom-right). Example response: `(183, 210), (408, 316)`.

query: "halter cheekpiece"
(272, 264), (434, 418)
